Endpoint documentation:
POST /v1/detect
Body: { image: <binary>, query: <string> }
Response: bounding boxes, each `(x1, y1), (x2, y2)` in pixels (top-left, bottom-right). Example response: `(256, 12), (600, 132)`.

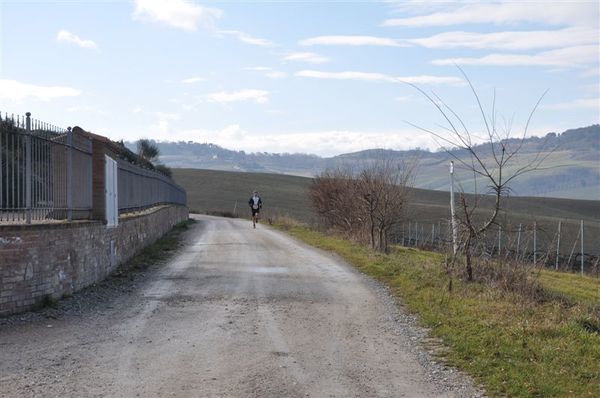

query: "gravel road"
(0, 215), (482, 397)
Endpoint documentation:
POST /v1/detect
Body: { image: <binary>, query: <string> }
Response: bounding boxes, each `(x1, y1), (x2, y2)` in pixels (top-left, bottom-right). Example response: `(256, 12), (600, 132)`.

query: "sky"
(0, 0), (598, 157)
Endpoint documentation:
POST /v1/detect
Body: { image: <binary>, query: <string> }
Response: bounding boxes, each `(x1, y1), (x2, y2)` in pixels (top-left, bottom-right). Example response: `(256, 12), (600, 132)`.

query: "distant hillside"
(172, 168), (600, 257)
(129, 124), (600, 200)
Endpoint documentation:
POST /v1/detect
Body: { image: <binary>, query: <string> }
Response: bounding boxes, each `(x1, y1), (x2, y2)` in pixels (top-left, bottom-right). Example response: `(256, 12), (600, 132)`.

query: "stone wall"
(0, 205), (188, 316)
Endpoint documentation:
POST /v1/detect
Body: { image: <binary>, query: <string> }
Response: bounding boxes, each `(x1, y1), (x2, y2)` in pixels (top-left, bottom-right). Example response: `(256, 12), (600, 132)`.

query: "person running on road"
(248, 191), (262, 229)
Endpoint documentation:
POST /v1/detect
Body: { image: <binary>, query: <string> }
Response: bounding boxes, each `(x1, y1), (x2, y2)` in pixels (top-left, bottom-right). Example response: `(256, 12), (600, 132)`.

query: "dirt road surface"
(1, 215), (480, 397)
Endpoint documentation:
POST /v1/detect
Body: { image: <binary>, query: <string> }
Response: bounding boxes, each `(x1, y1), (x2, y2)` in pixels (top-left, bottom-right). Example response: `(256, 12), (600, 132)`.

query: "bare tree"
(309, 158), (416, 252)
(358, 159), (416, 251)
(407, 68), (554, 280)
(309, 167), (363, 237)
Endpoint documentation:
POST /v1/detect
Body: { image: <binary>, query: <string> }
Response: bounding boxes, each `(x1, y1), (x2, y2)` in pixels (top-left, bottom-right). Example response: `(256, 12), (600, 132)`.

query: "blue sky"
(1, 0), (598, 156)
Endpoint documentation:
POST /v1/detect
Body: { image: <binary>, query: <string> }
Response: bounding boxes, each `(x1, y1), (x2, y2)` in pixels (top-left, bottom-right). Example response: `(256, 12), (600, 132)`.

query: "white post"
(556, 221), (561, 270)
(516, 223), (522, 261)
(567, 228), (579, 268)
(402, 223), (405, 246)
(415, 222), (419, 247)
(498, 225), (502, 256)
(450, 161), (458, 255)
(581, 220), (584, 275)
(431, 224), (435, 247)
(533, 222), (537, 266)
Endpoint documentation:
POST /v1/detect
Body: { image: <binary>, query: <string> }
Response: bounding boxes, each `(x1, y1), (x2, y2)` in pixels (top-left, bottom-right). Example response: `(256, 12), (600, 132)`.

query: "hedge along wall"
(0, 205), (188, 316)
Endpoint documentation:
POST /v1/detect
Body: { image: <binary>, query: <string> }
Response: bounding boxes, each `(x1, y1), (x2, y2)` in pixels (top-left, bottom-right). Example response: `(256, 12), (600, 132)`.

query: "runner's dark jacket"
(248, 196), (263, 209)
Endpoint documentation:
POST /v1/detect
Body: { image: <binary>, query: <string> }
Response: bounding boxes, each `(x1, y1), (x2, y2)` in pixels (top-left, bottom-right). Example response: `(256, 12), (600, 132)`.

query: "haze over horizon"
(1, 0), (598, 157)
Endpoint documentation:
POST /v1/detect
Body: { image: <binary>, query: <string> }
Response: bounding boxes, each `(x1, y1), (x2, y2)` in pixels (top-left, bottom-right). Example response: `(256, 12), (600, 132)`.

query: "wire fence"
(1, 111), (187, 224)
(395, 219), (599, 276)
(0, 111), (92, 223)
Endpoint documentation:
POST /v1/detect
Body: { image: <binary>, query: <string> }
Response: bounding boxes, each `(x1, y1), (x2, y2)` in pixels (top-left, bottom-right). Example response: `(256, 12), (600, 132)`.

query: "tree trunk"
(369, 213), (375, 249)
(465, 235), (473, 281)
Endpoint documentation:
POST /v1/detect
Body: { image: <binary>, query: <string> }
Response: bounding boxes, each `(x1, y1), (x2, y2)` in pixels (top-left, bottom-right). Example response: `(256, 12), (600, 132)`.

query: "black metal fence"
(117, 158), (186, 214)
(1, 111), (187, 224)
(0, 112), (92, 223)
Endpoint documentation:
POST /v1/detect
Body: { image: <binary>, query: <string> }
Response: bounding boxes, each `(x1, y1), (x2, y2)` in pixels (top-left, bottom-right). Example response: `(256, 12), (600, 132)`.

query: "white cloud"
(582, 68), (600, 77)
(0, 79), (81, 102)
(56, 30), (98, 50)
(297, 70), (393, 82)
(410, 27), (598, 51)
(282, 52), (330, 64)
(181, 76), (206, 84)
(399, 75), (464, 85)
(132, 0), (222, 31)
(295, 70), (463, 85)
(207, 89), (269, 104)
(300, 35), (408, 47)
(265, 71), (287, 79)
(155, 112), (180, 133)
(395, 96), (411, 102)
(218, 30), (275, 47)
(245, 67), (287, 79)
(382, 2), (599, 28)
(542, 98), (599, 110)
(66, 105), (106, 114)
(132, 107), (143, 114)
(432, 45), (599, 68)
(172, 126), (437, 156)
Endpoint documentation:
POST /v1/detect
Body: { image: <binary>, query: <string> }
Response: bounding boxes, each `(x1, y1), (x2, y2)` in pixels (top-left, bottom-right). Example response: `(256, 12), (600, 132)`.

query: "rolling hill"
(141, 125), (599, 200)
(172, 168), (600, 259)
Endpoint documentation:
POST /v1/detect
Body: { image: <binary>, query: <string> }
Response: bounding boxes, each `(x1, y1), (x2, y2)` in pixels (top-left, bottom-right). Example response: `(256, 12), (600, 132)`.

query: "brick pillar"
(91, 140), (107, 221)
(72, 127), (120, 222)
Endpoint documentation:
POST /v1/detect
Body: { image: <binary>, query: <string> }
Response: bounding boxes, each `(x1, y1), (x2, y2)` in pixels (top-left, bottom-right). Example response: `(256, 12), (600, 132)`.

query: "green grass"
(278, 224), (600, 397)
(539, 270), (600, 305)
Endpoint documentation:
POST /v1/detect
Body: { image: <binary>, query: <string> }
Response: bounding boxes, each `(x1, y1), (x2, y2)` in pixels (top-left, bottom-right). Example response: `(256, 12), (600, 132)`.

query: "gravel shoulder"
(0, 215), (482, 397)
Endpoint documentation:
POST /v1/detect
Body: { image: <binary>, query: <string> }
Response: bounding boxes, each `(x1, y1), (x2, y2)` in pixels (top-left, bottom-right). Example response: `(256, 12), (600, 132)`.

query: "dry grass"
(278, 224), (600, 397)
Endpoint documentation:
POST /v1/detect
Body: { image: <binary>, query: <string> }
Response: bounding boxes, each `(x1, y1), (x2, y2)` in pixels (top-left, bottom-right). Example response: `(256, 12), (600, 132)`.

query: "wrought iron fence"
(1, 111), (187, 224)
(117, 158), (186, 214)
(0, 112), (92, 223)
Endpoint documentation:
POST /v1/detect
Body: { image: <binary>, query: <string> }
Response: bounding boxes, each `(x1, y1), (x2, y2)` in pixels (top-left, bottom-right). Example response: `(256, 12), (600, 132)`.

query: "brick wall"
(0, 205), (188, 316)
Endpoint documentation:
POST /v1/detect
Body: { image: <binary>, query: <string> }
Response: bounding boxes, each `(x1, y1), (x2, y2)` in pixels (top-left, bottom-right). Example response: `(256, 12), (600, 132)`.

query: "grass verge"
(277, 223), (600, 397)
